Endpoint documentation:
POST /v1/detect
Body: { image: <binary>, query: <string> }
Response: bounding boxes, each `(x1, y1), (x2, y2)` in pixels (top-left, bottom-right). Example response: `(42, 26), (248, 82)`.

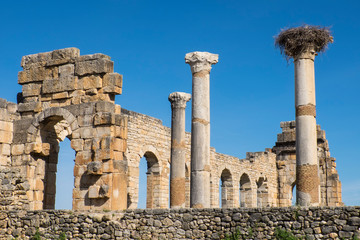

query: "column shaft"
(294, 49), (320, 206)
(169, 92), (191, 208)
(185, 51), (218, 208)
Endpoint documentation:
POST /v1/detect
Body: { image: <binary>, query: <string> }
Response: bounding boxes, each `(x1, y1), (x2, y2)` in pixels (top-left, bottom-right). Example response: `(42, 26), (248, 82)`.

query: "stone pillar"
(294, 46), (320, 206)
(168, 92), (191, 208)
(185, 51), (218, 208)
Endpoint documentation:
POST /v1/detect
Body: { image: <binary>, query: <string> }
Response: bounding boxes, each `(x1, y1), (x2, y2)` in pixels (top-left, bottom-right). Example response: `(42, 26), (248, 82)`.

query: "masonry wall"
(1, 207), (359, 240)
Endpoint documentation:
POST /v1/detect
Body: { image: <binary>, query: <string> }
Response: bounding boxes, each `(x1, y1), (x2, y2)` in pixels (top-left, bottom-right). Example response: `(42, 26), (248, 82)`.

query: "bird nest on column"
(275, 25), (333, 61)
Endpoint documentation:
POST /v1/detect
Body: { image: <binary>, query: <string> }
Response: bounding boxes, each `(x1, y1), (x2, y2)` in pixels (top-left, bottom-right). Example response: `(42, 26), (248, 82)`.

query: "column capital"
(294, 45), (316, 61)
(185, 51), (219, 73)
(168, 92), (191, 109)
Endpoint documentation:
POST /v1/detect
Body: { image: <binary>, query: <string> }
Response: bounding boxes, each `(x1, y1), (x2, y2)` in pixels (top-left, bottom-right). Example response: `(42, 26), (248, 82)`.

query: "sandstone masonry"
(0, 48), (342, 214)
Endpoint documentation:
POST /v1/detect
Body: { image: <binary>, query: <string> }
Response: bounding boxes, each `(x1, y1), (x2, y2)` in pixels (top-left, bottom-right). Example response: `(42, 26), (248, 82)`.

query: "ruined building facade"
(0, 48), (342, 211)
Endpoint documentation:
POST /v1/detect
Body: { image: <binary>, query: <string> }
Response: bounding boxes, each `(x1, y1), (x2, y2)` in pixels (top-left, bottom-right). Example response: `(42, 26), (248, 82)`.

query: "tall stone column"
(294, 46), (320, 206)
(185, 51), (218, 208)
(168, 92), (191, 208)
(275, 25), (333, 206)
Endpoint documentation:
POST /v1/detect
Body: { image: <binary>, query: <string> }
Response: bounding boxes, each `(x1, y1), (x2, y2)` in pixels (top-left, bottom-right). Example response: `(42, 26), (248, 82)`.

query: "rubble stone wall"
(1, 207), (359, 240)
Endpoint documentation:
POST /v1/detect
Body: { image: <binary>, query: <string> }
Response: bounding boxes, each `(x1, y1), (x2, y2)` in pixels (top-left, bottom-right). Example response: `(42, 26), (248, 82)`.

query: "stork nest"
(275, 25), (333, 60)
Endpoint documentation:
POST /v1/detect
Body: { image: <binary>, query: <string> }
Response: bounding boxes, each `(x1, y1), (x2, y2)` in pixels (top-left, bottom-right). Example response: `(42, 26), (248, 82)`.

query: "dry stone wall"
(1, 207), (359, 240)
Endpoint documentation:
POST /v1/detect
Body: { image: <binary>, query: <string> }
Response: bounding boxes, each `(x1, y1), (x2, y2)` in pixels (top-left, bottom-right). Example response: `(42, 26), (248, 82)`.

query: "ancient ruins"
(0, 45), (342, 212)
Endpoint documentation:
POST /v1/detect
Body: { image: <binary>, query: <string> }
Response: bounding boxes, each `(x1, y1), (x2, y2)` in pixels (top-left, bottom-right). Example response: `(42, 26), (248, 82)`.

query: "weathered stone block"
(22, 83), (42, 97)
(102, 86), (122, 95)
(18, 66), (58, 84)
(95, 101), (115, 113)
(52, 92), (69, 100)
(94, 112), (115, 126)
(88, 185), (100, 199)
(0, 130), (13, 144)
(42, 75), (77, 94)
(79, 127), (94, 139)
(79, 75), (102, 90)
(94, 149), (112, 161)
(71, 139), (84, 151)
(75, 58), (114, 76)
(11, 144), (24, 156)
(103, 73), (122, 88)
(18, 102), (42, 113)
(0, 143), (11, 155)
(75, 151), (92, 164)
(87, 161), (102, 175)
(0, 121), (13, 132)
(21, 51), (52, 68)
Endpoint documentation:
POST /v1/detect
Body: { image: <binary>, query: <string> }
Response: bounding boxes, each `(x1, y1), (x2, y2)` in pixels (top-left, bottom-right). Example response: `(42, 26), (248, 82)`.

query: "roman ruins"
(0, 46), (342, 213)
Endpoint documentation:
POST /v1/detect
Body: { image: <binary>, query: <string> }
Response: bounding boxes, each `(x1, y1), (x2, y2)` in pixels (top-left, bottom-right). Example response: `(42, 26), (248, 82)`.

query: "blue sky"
(0, 0), (359, 209)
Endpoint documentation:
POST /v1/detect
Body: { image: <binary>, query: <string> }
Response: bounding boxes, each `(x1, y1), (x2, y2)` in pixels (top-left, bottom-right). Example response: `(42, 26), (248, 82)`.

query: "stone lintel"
(168, 92), (191, 109)
(185, 51), (218, 73)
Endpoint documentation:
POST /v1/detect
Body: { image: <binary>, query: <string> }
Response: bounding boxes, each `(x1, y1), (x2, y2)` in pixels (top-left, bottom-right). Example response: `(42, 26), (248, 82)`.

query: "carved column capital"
(168, 92), (191, 109)
(185, 51), (219, 73)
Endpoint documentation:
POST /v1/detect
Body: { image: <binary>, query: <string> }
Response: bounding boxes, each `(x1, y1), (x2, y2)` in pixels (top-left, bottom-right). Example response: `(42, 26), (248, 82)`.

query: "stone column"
(294, 46), (320, 206)
(168, 92), (191, 208)
(185, 51), (218, 208)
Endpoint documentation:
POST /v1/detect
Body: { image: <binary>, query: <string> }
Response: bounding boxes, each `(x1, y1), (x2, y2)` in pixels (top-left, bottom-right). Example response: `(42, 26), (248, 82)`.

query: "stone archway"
(26, 107), (79, 210)
(220, 168), (233, 208)
(240, 173), (252, 207)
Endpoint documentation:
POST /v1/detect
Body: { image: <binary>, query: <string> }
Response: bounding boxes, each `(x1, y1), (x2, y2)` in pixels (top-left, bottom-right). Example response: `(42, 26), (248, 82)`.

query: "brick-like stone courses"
(123, 108), (278, 209)
(1, 207), (360, 239)
(2, 48), (128, 211)
(273, 121), (343, 207)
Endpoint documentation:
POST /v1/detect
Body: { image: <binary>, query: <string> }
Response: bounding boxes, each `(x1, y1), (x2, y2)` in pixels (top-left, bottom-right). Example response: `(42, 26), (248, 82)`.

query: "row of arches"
(219, 169), (270, 208)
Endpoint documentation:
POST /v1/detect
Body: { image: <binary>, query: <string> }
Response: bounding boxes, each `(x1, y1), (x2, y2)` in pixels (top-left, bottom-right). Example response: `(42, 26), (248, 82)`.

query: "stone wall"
(1, 207), (359, 239)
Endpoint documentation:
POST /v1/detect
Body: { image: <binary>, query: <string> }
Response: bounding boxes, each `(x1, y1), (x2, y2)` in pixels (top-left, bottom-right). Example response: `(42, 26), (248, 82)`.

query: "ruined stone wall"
(273, 121), (343, 207)
(3, 48), (128, 211)
(122, 109), (279, 209)
(1, 207), (359, 239)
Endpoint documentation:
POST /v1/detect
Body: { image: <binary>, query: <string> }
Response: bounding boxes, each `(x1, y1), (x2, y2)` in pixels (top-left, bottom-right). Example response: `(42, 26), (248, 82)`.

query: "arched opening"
(32, 116), (74, 210)
(256, 177), (269, 208)
(137, 151), (160, 208)
(55, 138), (75, 209)
(240, 173), (252, 207)
(291, 183), (296, 206)
(219, 168), (233, 208)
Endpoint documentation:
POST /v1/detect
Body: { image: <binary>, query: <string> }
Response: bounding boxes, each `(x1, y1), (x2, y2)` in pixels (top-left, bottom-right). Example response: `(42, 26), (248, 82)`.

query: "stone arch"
(239, 173), (252, 207)
(256, 176), (269, 208)
(129, 145), (162, 209)
(25, 107), (79, 210)
(220, 168), (233, 208)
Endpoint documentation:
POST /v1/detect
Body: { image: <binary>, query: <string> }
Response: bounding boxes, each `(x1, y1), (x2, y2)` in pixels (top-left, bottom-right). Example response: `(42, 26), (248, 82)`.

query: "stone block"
(42, 75), (77, 94)
(76, 53), (110, 62)
(73, 164), (87, 176)
(102, 160), (113, 173)
(51, 48), (80, 62)
(95, 126), (111, 138)
(94, 112), (115, 126)
(7, 102), (18, 114)
(21, 51), (52, 68)
(87, 161), (102, 175)
(0, 130), (13, 144)
(85, 88), (98, 95)
(52, 92), (69, 100)
(102, 86), (122, 95)
(79, 75), (102, 90)
(22, 83), (42, 97)
(11, 144), (24, 156)
(0, 121), (13, 132)
(79, 127), (94, 139)
(96, 101), (115, 113)
(18, 66), (58, 84)
(18, 102), (42, 113)
(100, 185), (110, 198)
(88, 185), (100, 199)
(71, 139), (84, 151)
(113, 138), (125, 152)
(75, 58), (114, 76)
(0, 143), (11, 155)
(75, 151), (92, 164)
(94, 149), (112, 161)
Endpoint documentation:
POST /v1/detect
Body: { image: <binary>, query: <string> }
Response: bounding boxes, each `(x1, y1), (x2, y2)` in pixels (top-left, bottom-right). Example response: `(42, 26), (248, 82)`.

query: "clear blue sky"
(0, 0), (359, 208)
